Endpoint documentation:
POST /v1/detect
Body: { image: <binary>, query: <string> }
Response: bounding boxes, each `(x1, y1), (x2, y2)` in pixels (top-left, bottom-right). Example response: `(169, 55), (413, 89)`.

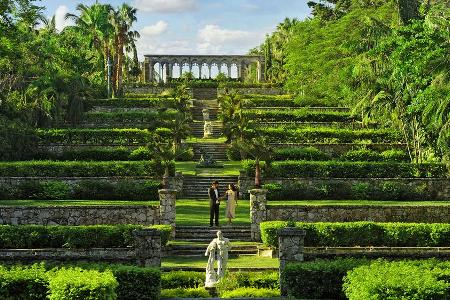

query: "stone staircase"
(182, 175), (238, 199)
(192, 88), (218, 100)
(166, 226), (257, 257)
(191, 100), (220, 121)
(191, 143), (229, 161)
(190, 121), (223, 138)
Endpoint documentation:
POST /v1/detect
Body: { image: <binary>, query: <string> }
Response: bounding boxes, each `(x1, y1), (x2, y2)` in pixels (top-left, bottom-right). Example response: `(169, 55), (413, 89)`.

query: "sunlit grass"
(175, 161), (242, 176)
(162, 255), (279, 269)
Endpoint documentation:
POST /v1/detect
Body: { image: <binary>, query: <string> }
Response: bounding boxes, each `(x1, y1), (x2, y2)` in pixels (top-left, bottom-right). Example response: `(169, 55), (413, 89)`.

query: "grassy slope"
(162, 256), (279, 269)
(175, 161), (242, 176)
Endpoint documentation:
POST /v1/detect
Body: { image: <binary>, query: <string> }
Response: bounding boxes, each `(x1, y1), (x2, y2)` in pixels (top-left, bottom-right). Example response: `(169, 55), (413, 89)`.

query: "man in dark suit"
(208, 180), (221, 227)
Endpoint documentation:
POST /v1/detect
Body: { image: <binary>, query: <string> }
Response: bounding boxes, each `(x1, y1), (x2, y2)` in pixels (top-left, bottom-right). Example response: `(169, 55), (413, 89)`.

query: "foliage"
(255, 127), (401, 143)
(283, 258), (370, 299)
(111, 265), (160, 300)
(48, 268), (117, 300)
(341, 148), (408, 162)
(161, 271), (204, 289)
(215, 271), (279, 293)
(273, 146), (331, 161)
(0, 224), (171, 248)
(220, 287), (280, 298)
(243, 109), (356, 123)
(260, 221), (450, 248)
(243, 160), (448, 178)
(0, 264), (49, 300)
(160, 288), (210, 298)
(343, 260), (450, 300)
(0, 160), (172, 177)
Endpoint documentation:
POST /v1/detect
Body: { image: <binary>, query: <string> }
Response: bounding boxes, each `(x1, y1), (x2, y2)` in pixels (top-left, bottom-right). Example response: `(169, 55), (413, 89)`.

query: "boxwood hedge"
(0, 160), (173, 177)
(0, 224), (171, 248)
(243, 109), (356, 123)
(243, 160), (448, 178)
(261, 221), (450, 248)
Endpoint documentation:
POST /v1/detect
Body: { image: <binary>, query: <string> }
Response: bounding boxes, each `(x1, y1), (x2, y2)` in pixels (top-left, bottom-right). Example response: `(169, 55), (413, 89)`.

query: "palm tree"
(238, 137), (273, 188)
(111, 3), (139, 97)
(65, 3), (114, 83)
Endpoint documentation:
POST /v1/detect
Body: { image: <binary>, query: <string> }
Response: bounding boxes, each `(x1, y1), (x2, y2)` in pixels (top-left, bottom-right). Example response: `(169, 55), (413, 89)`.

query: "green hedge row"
(36, 128), (171, 145)
(283, 258), (370, 299)
(0, 263), (161, 300)
(340, 148), (409, 162)
(243, 109), (356, 123)
(261, 221), (450, 248)
(0, 160), (173, 177)
(0, 179), (160, 200)
(263, 181), (434, 201)
(343, 260), (450, 300)
(83, 110), (180, 126)
(254, 127), (401, 143)
(0, 224), (171, 249)
(243, 160), (448, 178)
(84, 97), (174, 108)
(34, 146), (194, 162)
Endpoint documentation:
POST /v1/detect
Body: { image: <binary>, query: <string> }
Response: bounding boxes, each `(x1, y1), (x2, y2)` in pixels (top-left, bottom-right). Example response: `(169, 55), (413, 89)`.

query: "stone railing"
(278, 227), (305, 296)
(0, 228), (161, 267)
(0, 189), (178, 227)
(239, 176), (450, 200)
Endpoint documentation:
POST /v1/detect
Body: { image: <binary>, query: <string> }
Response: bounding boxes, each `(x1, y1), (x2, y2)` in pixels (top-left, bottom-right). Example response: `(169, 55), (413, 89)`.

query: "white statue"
(204, 230), (231, 287)
(204, 121), (213, 138)
(202, 108), (210, 121)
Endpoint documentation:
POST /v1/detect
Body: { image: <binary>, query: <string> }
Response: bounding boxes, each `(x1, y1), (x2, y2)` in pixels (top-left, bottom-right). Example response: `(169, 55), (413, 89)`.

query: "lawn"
(175, 161), (242, 176)
(162, 255), (279, 269)
(0, 200), (158, 206)
(176, 199), (250, 226)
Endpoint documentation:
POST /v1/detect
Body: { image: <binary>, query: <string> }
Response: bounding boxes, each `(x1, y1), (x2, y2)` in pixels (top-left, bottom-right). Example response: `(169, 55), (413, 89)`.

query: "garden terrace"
(83, 97), (176, 110)
(242, 109), (358, 123)
(80, 110), (180, 128)
(36, 128), (170, 145)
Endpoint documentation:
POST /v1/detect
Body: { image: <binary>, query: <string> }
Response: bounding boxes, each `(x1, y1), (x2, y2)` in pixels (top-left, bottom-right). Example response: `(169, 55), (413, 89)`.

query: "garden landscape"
(0, 0), (450, 299)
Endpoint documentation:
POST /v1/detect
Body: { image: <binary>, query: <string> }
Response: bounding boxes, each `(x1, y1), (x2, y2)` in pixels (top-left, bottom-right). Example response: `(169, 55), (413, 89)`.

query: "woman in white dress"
(225, 184), (238, 225)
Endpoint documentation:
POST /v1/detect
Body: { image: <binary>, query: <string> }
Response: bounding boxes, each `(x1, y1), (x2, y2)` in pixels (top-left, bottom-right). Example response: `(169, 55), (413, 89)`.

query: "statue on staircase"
(204, 121), (213, 138)
(205, 230), (231, 287)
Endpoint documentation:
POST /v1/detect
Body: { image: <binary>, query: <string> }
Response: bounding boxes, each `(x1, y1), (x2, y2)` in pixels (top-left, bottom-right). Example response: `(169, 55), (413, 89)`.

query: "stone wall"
(218, 87), (283, 95)
(0, 205), (159, 225)
(239, 176), (450, 200)
(124, 86), (193, 96)
(0, 228), (161, 267)
(266, 205), (450, 223)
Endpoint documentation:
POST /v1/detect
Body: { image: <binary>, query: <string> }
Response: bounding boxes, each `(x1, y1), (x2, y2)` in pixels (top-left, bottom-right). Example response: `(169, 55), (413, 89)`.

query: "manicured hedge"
(255, 127), (401, 143)
(343, 260), (450, 300)
(0, 264), (49, 300)
(161, 288), (210, 298)
(243, 109), (356, 123)
(48, 268), (117, 300)
(84, 97), (175, 109)
(0, 160), (173, 177)
(283, 258), (370, 300)
(161, 271), (204, 289)
(36, 128), (171, 145)
(243, 160), (448, 178)
(272, 146), (331, 161)
(0, 224), (172, 248)
(0, 179), (161, 200)
(341, 148), (409, 162)
(111, 265), (161, 300)
(262, 180), (433, 201)
(220, 288), (280, 298)
(84, 110), (180, 126)
(261, 221), (450, 248)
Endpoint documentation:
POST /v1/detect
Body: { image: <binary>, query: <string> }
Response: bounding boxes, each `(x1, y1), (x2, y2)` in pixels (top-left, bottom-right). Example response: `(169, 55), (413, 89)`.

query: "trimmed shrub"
(255, 127), (401, 143)
(273, 146), (331, 161)
(343, 260), (450, 300)
(0, 160), (172, 177)
(341, 148), (409, 162)
(73, 180), (160, 201)
(129, 147), (153, 160)
(161, 288), (210, 298)
(83, 111), (177, 128)
(260, 221), (450, 248)
(112, 265), (160, 300)
(243, 160), (448, 178)
(161, 271), (204, 289)
(84, 97), (175, 109)
(216, 271), (279, 294)
(283, 259), (370, 299)
(48, 268), (117, 300)
(220, 288), (280, 298)
(58, 147), (131, 161)
(0, 224), (171, 249)
(381, 149), (409, 162)
(0, 264), (49, 300)
(243, 109), (355, 123)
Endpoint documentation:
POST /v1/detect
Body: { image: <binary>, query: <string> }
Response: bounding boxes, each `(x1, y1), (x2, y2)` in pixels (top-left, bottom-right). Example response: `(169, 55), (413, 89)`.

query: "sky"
(41, 0), (311, 60)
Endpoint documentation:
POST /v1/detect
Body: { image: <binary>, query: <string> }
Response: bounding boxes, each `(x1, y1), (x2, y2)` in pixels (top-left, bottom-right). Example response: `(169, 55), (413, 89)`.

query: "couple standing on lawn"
(208, 180), (238, 227)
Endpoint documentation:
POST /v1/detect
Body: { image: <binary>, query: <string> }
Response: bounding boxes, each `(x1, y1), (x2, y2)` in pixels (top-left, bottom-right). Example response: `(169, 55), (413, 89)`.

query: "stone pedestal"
(204, 121), (213, 138)
(249, 189), (268, 241)
(159, 189), (177, 237)
(278, 227), (306, 296)
(133, 228), (161, 267)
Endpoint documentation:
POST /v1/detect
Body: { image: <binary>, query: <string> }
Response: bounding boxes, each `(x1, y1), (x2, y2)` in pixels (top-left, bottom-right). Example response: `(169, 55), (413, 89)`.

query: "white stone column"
(249, 189), (268, 241)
